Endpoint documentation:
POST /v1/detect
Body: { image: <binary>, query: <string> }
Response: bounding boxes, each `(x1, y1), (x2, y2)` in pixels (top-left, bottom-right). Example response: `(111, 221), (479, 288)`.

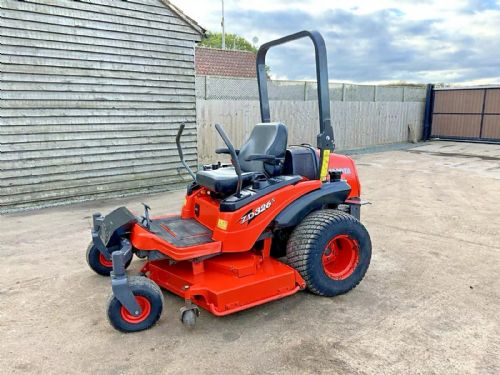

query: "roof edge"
(159, 0), (206, 37)
(196, 46), (257, 54)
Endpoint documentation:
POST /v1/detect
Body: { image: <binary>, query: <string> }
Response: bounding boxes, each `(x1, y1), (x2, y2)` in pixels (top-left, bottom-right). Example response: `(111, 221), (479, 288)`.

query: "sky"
(170, 0), (500, 85)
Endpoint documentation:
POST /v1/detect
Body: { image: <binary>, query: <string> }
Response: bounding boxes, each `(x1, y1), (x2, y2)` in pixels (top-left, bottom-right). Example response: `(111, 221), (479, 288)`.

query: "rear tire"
(86, 242), (131, 277)
(106, 276), (164, 333)
(287, 210), (371, 296)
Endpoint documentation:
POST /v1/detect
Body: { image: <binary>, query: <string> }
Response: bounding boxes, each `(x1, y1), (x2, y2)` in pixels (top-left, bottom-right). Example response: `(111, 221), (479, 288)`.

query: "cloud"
(464, 0), (500, 12)
(171, 0), (500, 84)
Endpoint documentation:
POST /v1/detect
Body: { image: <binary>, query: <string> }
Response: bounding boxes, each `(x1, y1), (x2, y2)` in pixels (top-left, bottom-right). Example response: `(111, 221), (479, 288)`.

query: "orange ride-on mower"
(86, 30), (371, 332)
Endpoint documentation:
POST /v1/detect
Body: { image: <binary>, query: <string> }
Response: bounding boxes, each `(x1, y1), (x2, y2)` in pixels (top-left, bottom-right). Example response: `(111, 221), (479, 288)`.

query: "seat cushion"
(196, 167), (254, 194)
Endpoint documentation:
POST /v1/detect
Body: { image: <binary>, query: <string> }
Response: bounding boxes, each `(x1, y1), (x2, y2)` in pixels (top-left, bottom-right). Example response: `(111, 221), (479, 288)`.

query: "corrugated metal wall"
(0, 0), (202, 212)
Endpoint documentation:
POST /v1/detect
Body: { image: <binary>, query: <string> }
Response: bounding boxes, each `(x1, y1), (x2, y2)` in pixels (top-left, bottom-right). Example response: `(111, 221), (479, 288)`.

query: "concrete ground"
(1, 141), (499, 375)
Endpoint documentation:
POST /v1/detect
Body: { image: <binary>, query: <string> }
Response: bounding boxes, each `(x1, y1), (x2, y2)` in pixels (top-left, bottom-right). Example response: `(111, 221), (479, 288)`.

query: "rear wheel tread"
(287, 209), (371, 297)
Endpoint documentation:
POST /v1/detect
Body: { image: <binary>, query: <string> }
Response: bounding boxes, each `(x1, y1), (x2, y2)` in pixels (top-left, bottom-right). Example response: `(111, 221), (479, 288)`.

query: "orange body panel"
(314, 149), (361, 197)
(181, 190), (220, 229)
(180, 180), (322, 252)
(214, 180), (321, 251)
(131, 180), (320, 260)
(192, 194), (221, 229)
(328, 153), (361, 198)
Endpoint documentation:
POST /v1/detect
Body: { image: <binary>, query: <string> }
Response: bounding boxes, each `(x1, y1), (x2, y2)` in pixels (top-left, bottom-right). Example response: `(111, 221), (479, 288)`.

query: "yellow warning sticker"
(217, 218), (228, 230)
(320, 149), (330, 181)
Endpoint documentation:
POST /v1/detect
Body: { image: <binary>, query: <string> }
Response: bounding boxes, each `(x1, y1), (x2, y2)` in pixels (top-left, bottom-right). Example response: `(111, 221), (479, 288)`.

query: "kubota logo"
(240, 198), (275, 224)
(339, 167), (351, 175)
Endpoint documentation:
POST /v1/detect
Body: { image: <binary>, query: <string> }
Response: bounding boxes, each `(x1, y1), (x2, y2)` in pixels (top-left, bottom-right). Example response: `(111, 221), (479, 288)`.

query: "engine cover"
(283, 146), (361, 198)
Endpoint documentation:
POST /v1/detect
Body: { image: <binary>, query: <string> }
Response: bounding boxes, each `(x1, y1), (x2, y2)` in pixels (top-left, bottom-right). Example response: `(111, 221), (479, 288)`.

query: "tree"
(200, 31), (257, 52)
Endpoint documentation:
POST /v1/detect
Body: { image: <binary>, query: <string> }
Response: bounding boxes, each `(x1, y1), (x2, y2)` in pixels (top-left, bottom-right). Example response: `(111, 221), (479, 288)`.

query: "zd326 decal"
(240, 198), (275, 224)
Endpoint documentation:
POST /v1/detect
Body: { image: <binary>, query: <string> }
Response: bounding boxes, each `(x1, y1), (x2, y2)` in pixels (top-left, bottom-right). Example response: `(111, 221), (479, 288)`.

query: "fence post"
(304, 81), (308, 101)
(341, 83), (346, 101)
(422, 83), (435, 141)
(479, 89), (487, 139)
(204, 75), (209, 100)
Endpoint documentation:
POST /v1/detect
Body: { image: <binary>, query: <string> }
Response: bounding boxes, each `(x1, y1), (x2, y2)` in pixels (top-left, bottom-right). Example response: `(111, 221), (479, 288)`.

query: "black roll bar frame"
(256, 30), (335, 179)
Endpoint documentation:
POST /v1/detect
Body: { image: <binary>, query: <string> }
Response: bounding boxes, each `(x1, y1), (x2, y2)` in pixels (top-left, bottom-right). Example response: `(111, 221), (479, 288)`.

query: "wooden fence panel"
(196, 99), (424, 163)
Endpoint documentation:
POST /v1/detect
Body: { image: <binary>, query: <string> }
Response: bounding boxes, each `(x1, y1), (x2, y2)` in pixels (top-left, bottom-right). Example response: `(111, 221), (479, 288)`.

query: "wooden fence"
(196, 99), (425, 163)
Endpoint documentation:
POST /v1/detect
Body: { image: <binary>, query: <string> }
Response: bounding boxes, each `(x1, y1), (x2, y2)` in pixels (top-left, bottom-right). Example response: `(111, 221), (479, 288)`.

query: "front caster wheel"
(86, 242), (132, 276)
(106, 276), (164, 332)
(180, 306), (200, 327)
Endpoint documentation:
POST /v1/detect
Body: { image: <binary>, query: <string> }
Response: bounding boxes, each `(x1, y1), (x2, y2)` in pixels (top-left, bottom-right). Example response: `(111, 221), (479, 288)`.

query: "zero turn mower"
(86, 30), (371, 332)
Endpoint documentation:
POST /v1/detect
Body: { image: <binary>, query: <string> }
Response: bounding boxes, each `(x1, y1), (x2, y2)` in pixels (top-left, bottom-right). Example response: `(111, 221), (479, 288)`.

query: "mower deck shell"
(143, 252), (306, 316)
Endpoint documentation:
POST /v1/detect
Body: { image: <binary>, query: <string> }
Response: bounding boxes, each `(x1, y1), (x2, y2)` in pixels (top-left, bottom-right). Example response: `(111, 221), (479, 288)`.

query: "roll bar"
(256, 30), (335, 153)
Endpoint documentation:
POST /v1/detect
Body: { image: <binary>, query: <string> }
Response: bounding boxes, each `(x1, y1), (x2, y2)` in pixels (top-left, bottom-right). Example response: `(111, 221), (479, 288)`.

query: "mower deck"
(143, 251), (306, 316)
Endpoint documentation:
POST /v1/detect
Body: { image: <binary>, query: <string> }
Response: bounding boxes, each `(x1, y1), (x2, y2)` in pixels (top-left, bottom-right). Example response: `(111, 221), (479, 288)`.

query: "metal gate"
(428, 87), (500, 142)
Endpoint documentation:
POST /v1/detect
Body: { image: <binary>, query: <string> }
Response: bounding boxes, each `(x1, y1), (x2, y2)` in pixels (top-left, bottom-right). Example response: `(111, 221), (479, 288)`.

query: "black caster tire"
(106, 276), (164, 333)
(180, 307), (199, 327)
(287, 210), (372, 297)
(85, 242), (132, 276)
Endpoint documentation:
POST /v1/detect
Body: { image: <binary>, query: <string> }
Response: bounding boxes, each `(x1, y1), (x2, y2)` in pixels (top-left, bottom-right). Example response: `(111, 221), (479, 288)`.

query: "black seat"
(196, 168), (255, 195)
(196, 123), (288, 194)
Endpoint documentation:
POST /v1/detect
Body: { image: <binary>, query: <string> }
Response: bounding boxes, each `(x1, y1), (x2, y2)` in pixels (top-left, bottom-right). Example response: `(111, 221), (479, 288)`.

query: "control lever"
(176, 123), (196, 181)
(215, 123), (243, 197)
(141, 202), (151, 229)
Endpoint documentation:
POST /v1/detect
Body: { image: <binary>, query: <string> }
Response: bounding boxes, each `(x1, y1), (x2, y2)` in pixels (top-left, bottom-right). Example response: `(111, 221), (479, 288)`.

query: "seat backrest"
(238, 123), (288, 175)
